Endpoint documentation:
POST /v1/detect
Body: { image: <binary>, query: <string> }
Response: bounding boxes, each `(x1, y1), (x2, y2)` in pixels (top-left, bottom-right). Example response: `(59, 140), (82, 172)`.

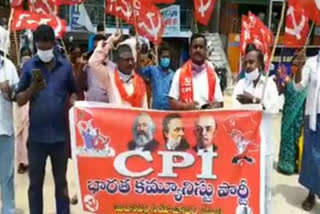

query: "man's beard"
(134, 130), (153, 147)
(167, 137), (182, 150)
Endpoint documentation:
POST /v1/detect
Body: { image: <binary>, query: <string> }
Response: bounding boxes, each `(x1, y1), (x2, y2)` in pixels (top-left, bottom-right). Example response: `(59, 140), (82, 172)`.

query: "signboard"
(160, 5), (180, 37)
(70, 4), (82, 30)
(270, 47), (320, 77)
(69, 4), (94, 32)
(70, 102), (265, 214)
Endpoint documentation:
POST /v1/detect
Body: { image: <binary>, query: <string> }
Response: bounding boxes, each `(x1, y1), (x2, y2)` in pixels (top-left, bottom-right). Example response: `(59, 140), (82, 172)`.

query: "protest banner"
(70, 102), (265, 214)
(160, 5), (180, 37)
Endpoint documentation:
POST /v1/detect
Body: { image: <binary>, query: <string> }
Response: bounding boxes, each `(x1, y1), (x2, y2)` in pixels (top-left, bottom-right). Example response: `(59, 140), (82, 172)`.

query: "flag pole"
(155, 44), (158, 66)
(7, 8), (21, 67)
(116, 17), (120, 33)
(60, 38), (69, 58)
(120, 19), (123, 34)
(6, 8), (15, 58)
(303, 21), (315, 51)
(131, 1), (139, 39)
(13, 30), (20, 67)
(7, 8), (14, 37)
(261, 0), (286, 102)
(114, 0), (120, 33)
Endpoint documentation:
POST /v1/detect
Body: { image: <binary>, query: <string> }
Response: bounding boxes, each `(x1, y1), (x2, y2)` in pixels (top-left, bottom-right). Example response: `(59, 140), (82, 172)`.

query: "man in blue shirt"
(16, 25), (77, 214)
(137, 44), (174, 110)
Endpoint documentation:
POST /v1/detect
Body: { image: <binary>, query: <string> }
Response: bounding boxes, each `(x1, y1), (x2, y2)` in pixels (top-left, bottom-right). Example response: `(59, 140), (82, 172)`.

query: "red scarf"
(114, 69), (146, 107)
(179, 60), (216, 103)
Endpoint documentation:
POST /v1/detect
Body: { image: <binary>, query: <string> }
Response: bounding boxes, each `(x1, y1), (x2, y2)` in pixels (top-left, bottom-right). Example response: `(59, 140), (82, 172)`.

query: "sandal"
(17, 163), (28, 174)
(71, 194), (78, 205)
(302, 194), (315, 211)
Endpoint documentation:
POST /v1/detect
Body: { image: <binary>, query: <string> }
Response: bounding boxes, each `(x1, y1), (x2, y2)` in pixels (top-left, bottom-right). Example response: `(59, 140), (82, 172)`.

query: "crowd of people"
(0, 23), (319, 214)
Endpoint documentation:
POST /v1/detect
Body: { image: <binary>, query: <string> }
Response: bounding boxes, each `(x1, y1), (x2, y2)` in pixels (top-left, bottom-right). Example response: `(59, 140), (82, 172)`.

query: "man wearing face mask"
(169, 33), (224, 110)
(232, 45), (279, 214)
(15, 25), (78, 214)
(232, 47), (279, 113)
(137, 44), (174, 110)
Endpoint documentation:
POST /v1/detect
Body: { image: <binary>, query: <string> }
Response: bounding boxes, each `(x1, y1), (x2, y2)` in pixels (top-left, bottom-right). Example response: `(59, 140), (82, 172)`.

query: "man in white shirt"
(294, 50), (320, 211)
(169, 34), (224, 110)
(232, 47), (279, 214)
(193, 115), (218, 154)
(233, 48), (279, 113)
(0, 54), (19, 214)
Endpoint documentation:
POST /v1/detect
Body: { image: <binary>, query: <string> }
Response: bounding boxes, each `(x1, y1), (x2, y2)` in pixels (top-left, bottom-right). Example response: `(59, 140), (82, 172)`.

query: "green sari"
(278, 81), (307, 175)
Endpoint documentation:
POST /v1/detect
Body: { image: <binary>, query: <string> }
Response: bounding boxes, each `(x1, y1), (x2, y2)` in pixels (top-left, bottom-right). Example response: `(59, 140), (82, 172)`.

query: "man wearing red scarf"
(89, 34), (147, 108)
(169, 34), (223, 110)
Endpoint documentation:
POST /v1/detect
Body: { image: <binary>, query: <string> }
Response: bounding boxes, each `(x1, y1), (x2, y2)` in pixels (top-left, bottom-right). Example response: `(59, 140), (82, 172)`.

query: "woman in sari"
(277, 55), (307, 175)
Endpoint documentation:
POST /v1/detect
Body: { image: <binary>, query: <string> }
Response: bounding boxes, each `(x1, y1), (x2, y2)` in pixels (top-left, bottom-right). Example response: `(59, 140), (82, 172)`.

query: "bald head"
(194, 115), (217, 149)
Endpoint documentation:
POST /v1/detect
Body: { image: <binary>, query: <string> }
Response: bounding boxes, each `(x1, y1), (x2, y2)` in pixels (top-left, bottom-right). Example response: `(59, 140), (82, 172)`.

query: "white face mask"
(37, 49), (54, 63)
(245, 68), (260, 81)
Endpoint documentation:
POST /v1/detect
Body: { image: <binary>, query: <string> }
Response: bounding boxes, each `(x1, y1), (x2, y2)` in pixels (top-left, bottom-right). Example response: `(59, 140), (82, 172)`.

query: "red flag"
(194, 0), (216, 26)
(28, 0), (58, 15)
(30, 0), (85, 5)
(105, 0), (165, 44)
(136, 2), (164, 45)
(149, 0), (175, 3)
(11, 10), (66, 38)
(284, 0), (310, 48)
(299, 0), (320, 24)
(105, 0), (135, 24)
(10, 0), (24, 8)
(57, 0), (86, 5)
(240, 12), (274, 69)
(240, 15), (251, 54)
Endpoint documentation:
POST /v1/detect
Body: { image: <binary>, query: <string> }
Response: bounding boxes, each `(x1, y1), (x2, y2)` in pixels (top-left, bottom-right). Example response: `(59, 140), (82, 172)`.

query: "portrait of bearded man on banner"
(223, 115), (260, 165)
(162, 113), (190, 151)
(128, 113), (159, 152)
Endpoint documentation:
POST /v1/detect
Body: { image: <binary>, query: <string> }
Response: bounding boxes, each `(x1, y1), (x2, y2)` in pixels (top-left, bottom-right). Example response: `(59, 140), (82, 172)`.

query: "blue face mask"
(160, 57), (170, 68)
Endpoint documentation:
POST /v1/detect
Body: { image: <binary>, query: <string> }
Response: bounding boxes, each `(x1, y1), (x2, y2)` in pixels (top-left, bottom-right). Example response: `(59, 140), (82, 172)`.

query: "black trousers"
(27, 141), (70, 214)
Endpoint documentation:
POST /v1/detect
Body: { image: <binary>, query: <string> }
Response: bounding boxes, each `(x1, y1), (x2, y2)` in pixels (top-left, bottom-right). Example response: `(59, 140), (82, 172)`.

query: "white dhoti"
(261, 113), (277, 214)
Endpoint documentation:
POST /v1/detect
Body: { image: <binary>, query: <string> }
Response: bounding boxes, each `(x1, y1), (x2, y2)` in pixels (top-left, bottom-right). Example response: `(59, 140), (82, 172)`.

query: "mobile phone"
(32, 69), (43, 81)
